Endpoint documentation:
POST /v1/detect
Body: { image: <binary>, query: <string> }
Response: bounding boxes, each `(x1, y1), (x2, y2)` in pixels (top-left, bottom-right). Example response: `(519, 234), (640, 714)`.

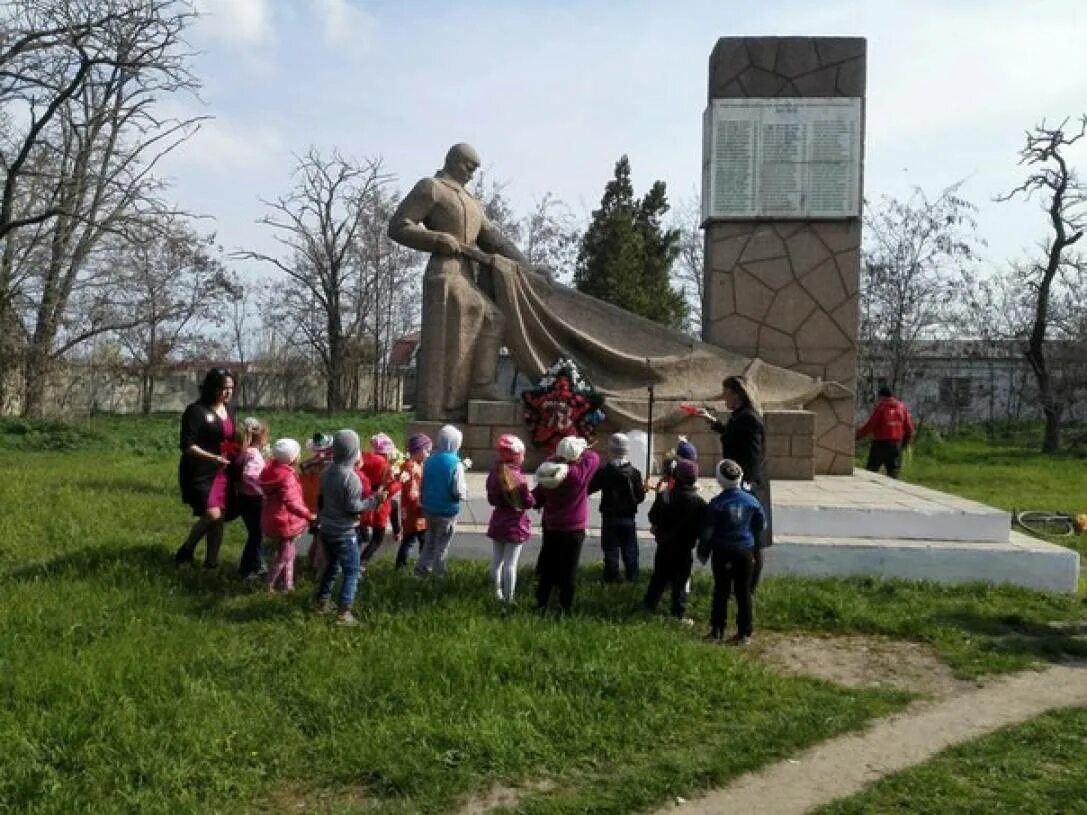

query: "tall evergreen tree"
(574, 156), (688, 328)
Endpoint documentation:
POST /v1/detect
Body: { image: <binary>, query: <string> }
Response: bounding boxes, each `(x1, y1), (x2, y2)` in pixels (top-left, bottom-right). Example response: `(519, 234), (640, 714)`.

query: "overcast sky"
(162, 0), (1087, 275)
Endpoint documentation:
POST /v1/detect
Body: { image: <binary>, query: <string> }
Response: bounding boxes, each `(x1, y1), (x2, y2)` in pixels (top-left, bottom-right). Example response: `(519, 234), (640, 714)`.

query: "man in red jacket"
(856, 386), (916, 479)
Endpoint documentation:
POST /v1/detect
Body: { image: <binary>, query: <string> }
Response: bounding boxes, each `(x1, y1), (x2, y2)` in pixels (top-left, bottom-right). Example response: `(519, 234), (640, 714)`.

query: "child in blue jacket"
(698, 459), (766, 645)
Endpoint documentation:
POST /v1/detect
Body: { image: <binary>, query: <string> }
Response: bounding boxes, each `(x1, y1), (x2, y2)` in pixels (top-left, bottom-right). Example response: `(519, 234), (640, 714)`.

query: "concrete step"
(456, 470), (1012, 544)
(303, 528), (1079, 595)
(770, 472), (1011, 543)
(767, 531), (1079, 594)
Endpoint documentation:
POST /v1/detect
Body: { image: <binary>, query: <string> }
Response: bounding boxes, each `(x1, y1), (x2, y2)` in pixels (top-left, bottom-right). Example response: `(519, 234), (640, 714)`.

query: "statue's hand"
(433, 233), (461, 257)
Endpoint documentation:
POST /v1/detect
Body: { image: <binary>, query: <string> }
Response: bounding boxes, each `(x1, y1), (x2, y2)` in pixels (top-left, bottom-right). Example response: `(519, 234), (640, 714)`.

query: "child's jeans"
(236, 494), (264, 577)
(316, 532), (361, 611)
(710, 546), (754, 637)
(395, 530), (424, 569)
(266, 536), (297, 591)
(601, 520), (639, 582)
(415, 516), (456, 578)
(359, 525), (386, 566)
(536, 529), (585, 613)
(644, 546), (694, 618)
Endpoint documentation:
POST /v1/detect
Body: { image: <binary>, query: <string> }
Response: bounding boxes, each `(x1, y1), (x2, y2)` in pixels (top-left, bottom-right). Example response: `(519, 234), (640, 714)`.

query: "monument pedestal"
(351, 469), (1078, 594)
(408, 399), (818, 479)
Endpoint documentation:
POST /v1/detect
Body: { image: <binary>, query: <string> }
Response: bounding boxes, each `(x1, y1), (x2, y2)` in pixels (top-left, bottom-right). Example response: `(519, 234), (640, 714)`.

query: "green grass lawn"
(817, 706), (1087, 814)
(0, 415), (1084, 813)
(859, 424), (1087, 557)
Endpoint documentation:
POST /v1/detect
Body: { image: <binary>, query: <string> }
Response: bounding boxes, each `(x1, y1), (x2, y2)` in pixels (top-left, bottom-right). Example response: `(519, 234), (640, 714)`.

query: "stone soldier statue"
(388, 143), (528, 420)
(390, 142), (849, 432)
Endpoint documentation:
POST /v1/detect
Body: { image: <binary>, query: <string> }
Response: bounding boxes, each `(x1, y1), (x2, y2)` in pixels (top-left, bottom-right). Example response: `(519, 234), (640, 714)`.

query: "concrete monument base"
(407, 399), (819, 479)
(365, 468), (1078, 593)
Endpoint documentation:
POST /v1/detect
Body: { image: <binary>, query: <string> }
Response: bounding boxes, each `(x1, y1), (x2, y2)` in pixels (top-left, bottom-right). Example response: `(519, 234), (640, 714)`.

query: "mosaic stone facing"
(703, 38), (866, 475)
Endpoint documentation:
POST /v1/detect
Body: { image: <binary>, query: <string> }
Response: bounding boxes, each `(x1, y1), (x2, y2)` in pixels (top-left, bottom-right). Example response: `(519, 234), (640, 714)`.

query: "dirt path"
(657, 662), (1087, 815)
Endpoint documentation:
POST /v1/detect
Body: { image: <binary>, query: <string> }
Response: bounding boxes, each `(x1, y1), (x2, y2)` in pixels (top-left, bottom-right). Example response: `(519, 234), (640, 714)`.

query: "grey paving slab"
(458, 470), (1011, 543)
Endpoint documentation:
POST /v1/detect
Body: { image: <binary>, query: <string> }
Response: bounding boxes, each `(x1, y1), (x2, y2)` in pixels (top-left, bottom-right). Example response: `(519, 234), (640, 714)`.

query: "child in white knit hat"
(260, 439), (315, 593)
(531, 436), (601, 614)
(588, 432), (646, 583)
(697, 459), (766, 644)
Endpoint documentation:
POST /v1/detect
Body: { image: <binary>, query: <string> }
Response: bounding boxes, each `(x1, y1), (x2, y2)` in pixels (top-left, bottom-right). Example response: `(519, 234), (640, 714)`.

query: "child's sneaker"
(313, 598), (333, 614)
(726, 634), (752, 647)
(336, 610), (359, 626)
(678, 617), (695, 627)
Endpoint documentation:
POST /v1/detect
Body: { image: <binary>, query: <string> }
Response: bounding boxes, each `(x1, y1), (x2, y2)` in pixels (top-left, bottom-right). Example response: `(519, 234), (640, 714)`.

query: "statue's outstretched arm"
(477, 217), (528, 265)
(388, 179), (453, 254)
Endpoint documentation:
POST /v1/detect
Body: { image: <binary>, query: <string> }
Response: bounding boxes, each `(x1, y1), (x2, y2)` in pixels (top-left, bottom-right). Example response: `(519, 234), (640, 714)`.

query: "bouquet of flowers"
(522, 358), (605, 452)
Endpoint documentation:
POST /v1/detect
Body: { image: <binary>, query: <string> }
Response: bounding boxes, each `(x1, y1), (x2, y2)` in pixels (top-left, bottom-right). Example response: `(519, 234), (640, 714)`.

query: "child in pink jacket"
(531, 436), (601, 614)
(261, 438), (315, 592)
(235, 417), (268, 579)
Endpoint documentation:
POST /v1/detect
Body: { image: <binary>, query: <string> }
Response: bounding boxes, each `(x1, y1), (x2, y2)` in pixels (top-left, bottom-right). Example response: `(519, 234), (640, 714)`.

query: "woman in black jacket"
(699, 375), (773, 591)
(175, 368), (237, 567)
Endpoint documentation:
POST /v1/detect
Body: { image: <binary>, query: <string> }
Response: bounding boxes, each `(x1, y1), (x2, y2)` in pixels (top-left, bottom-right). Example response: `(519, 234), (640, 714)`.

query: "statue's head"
(443, 143), (481, 185)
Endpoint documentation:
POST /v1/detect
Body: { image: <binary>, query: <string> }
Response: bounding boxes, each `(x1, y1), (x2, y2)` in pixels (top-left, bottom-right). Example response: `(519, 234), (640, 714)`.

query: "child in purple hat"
(395, 433), (432, 569)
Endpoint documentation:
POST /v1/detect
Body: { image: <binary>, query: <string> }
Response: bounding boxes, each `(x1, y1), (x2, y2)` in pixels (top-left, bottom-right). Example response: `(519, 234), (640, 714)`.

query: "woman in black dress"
(699, 375), (773, 591)
(175, 368), (237, 567)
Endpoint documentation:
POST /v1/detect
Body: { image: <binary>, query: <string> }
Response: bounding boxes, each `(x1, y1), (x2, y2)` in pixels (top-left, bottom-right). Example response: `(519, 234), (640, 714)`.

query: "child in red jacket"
(395, 433), (432, 569)
(358, 432), (403, 570)
(261, 439), (315, 593)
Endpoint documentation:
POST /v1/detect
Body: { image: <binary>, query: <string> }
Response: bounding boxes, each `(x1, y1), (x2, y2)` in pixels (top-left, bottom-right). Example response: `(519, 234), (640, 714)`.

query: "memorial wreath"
(522, 358), (606, 452)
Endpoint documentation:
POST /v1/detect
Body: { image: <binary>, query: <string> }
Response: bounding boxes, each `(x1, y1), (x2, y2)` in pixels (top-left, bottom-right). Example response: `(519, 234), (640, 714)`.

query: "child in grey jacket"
(315, 429), (383, 625)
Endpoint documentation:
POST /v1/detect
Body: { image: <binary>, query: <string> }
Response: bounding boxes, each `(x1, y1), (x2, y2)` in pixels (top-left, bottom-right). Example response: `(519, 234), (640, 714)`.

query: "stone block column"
(703, 37), (865, 475)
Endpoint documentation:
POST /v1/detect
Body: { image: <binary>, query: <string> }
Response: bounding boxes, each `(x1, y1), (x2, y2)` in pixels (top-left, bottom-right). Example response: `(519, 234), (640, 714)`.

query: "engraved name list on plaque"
(702, 98), (862, 220)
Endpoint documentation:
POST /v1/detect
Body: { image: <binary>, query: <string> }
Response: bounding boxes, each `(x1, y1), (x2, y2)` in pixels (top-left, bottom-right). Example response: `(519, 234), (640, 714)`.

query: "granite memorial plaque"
(702, 98), (862, 220)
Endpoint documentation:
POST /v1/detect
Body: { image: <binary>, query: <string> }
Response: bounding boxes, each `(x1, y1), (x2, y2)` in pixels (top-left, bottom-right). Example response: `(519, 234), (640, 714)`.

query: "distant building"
(859, 340), (1087, 426)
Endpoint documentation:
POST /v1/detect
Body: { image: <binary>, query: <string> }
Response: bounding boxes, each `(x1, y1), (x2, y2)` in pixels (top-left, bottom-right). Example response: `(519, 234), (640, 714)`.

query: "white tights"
(490, 540), (523, 602)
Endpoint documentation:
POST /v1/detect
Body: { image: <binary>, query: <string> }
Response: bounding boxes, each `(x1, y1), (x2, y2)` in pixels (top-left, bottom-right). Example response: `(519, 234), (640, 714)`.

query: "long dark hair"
(198, 368), (235, 405)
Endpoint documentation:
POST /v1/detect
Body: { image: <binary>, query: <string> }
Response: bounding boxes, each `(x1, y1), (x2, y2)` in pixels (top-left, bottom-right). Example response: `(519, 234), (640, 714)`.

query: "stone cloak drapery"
(483, 253), (852, 428)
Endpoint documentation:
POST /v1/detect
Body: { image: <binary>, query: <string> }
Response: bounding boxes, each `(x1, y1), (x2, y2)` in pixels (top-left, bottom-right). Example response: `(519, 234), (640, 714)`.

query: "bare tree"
(111, 221), (236, 413)
(472, 174), (582, 279)
(998, 115), (1086, 452)
(0, 0), (196, 239)
(521, 193), (581, 281)
(859, 185), (982, 403)
(1, 0), (204, 415)
(670, 193), (704, 336)
(351, 186), (420, 411)
(239, 148), (391, 411)
(471, 170), (522, 245)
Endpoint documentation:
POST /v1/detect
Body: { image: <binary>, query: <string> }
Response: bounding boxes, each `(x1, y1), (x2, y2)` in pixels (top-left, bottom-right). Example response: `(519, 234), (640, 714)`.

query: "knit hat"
(370, 432), (396, 457)
(496, 433), (526, 463)
(272, 438), (301, 465)
(555, 436), (588, 462)
(535, 460), (569, 489)
(307, 432), (333, 452)
(716, 459), (743, 490)
(608, 432), (630, 457)
(676, 436), (698, 461)
(332, 429), (361, 465)
(407, 433), (432, 455)
(674, 458), (699, 485)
